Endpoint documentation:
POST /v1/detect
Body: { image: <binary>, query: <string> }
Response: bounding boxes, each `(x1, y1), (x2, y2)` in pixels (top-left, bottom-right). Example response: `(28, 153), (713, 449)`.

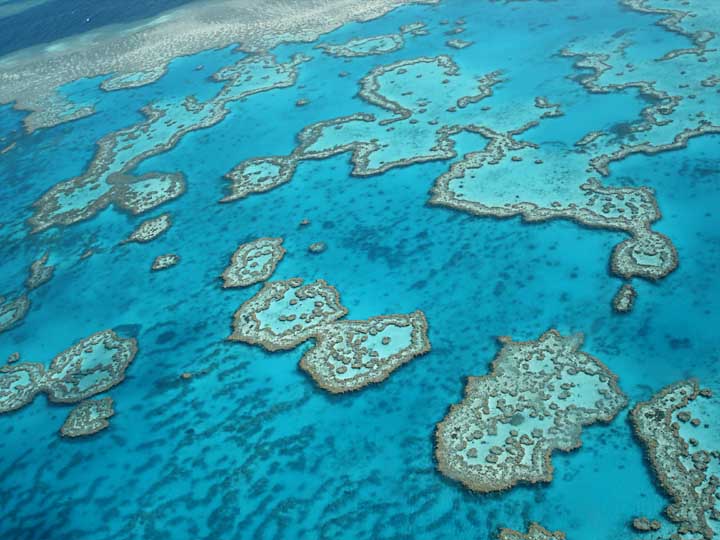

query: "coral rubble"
(229, 278), (348, 351)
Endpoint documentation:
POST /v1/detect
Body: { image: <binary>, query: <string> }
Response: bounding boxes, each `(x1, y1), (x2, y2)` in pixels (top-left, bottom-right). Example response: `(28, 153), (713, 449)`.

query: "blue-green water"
(0, 0), (718, 539)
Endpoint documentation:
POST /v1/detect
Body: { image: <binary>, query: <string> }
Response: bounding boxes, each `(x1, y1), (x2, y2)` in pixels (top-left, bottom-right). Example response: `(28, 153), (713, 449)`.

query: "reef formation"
(0, 295), (30, 335)
(315, 22), (427, 58)
(0, 0), (439, 132)
(631, 379), (719, 540)
(435, 330), (627, 493)
(25, 252), (55, 290)
(222, 54), (506, 201)
(498, 523), (567, 540)
(222, 44), (683, 308)
(29, 53), (311, 233)
(229, 278), (348, 351)
(0, 330), (136, 430)
(221, 237), (286, 288)
(152, 254), (180, 271)
(612, 283), (637, 314)
(121, 213), (172, 244)
(299, 312), (430, 393)
(0, 253), (59, 336)
(60, 397), (115, 438)
(229, 278), (431, 392)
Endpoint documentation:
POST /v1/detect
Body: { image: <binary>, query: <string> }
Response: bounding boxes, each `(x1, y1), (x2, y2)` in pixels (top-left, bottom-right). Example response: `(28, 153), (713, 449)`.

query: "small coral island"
(630, 379), (718, 540)
(221, 237), (286, 288)
(0, 330), (137, 437)
(60, 397), (115, 438)
(435, 330), (627, 493)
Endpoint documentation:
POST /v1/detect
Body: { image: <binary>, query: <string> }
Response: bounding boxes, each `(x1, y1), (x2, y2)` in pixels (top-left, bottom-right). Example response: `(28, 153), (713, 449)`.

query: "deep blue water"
(0, 0), (196, 56)
(0, 0), (718, 539)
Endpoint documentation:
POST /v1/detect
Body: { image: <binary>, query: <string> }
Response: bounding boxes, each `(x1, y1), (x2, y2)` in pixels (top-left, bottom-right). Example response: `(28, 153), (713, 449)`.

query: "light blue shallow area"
(0, 0), (718, 539)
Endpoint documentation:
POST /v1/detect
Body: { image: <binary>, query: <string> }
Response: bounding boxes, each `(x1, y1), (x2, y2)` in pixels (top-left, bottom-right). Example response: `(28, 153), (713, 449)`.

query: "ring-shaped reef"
(435, 330), (627, 493)
(222, 48), (683, 309)
(631, 379), (719, 540)
(314, 21), (428, 58)
(229, 278), (348, 352)
(221, 237), (286, 288)
(299, 311), (431, 393)
(228, 278), (431, 392)
(0, 330), (137, 418)
(0, 295), (30, 335)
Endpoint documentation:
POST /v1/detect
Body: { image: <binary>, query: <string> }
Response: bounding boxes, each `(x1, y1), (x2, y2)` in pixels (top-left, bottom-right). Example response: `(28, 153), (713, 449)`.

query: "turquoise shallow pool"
(0, 1), (718, 539)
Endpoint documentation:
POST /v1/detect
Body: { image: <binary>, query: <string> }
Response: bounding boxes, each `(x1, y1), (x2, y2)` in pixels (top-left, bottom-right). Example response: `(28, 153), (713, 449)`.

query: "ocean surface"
(0, 0), (196, 56)
(0, 0), (718, 539)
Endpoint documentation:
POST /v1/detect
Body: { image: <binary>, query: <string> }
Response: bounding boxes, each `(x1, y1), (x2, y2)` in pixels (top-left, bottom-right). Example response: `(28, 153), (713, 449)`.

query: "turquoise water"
(1, 0), (718, 538)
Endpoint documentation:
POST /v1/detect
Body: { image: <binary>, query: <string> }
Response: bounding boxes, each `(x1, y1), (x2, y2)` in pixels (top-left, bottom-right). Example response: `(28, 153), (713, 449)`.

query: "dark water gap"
(0, 0), (197, 57)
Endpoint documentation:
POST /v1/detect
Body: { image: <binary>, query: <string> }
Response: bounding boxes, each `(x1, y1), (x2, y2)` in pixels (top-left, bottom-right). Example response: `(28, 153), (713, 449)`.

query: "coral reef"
(121, 213), (172, 244)
(299, 311), (430, 393)
(25, 252), (55, 290)
(221, 238), (285, 288)
(223, 55), (505, 201)
(446, 39), (473, 49)
(222, 45), (682, 308)
(631, 517), (661, 532)
(29, 53), (310, 232)
(498, 523), (567, 540)
(435, 330), (627, 493)
(0, 0), (438, 132)
(612, 283), (636, 314)
(60, 397), (115, 438)
(308, 242), (327, 254)
(45, 330), (138, 403)
(429, 148), (678, 292)
(316, 32), (404, 57)
(0, 330), (136, 416)
(228, 278), (348, 351)
(152, 254), (180, 271)
(0, 295), (30, 335)
(631, 379), (719, 540)
(228, 279), (431, 392)
(0, 362), (47, 413)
